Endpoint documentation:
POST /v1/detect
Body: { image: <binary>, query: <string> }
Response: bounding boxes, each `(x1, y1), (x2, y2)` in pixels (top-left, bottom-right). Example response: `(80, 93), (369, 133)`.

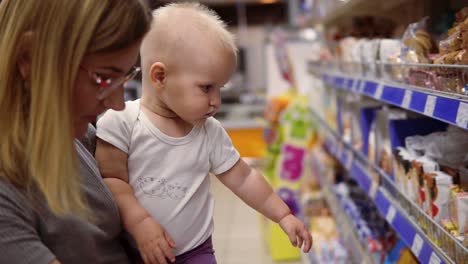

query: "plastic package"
(400, 17), (433, 64)
(361, 39), (380, 78)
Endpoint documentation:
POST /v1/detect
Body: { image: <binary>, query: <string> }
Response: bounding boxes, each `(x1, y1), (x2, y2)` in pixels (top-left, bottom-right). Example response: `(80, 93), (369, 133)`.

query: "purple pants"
(174, 237), (216, 264)
(130, 236), (217, 264)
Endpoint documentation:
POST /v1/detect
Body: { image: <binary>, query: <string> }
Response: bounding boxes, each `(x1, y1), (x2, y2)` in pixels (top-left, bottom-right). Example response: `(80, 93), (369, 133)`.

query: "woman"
(0, 1), (152, 263)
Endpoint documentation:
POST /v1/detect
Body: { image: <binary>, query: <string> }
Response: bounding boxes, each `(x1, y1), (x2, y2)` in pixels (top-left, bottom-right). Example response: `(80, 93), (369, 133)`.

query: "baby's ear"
(150, 62), (166, 86)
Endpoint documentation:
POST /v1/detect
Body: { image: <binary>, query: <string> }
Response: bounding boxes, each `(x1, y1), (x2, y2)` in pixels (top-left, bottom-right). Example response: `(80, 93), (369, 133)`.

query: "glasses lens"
(97, 66), (141, 100)
(125, 66), (141, 81)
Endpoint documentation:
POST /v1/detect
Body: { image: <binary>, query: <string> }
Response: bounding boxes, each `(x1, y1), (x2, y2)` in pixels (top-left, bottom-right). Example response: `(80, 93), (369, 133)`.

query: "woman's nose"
(103, 85), (125, 111)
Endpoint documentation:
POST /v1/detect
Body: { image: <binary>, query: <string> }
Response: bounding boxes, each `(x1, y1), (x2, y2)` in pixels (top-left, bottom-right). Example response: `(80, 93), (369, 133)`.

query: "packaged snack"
(375, 108), (409, 177)
(423, 171), (453, 222)
(378, 39), (402, 81)
(351, 99), (383, 155)
(401, 17), (434, 64)
(441, 219), (458, 259)
(361, 39), (380, 78)
(439, 31), (463, 54)
(407, 68), (437, 89)
(455, 7), (468, 24)
(449, 187), (468, 234)
(393, 147), (413, 197)
(412, 156), (439, 208)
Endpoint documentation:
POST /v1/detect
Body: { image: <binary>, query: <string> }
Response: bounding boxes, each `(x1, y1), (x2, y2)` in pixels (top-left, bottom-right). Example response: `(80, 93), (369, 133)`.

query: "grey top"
(0, 125), (131, 264)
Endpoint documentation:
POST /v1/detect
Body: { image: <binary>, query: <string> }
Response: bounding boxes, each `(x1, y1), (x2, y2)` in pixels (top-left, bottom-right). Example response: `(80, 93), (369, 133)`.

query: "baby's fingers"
(297, 233), (304, 250)
(286, 230), (298, 247)
(301, 229), (313, 253)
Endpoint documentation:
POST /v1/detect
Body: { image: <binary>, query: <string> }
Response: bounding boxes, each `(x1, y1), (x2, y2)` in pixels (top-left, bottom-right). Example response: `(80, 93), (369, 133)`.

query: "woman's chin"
(74, 122), (89, 138)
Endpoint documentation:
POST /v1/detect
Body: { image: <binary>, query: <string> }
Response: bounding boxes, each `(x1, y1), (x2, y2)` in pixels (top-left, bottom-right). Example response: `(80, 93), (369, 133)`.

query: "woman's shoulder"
(0, 177), (36, 218)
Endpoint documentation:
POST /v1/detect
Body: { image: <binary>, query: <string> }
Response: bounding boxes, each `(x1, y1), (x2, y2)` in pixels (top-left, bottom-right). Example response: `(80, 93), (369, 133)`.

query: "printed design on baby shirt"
(135, 177), (188, 200)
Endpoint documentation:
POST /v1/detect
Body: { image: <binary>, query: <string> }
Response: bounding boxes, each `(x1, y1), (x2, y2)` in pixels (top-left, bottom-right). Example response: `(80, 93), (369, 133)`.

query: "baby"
(96, 3), (312, 264)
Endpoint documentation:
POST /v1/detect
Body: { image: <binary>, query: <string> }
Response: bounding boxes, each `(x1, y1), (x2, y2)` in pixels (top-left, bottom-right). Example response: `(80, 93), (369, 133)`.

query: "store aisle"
(211, 175), (304, 264)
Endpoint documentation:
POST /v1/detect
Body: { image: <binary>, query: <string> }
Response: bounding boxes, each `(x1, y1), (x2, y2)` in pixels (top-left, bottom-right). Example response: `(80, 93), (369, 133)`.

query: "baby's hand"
(131, 217), (177, 264)
(278, 214), (313, 253)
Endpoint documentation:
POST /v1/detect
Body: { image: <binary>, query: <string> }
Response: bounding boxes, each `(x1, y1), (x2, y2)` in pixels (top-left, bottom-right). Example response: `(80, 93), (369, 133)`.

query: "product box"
(449, 187), (468, 235)
(372, 108), (410, 177)
(349, 98), (383, 156)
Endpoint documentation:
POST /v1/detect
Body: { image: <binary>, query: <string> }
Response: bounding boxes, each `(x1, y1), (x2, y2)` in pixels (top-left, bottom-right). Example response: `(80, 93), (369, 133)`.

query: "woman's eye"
(96, 73), (112, 82)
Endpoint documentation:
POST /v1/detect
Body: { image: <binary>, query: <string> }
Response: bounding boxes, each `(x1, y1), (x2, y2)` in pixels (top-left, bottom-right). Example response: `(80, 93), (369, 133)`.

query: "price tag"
(374, 83), (384, 99)
(411, 234), (423, 257)
(428, 252), (441, 264)
(385, 206), (396, 224)
(358, 80), (366, 94)
(424, 95), (437, 116)
(337, 143), (344, 160)
(351, 79), (360, 92)
(369, 181), (379, 199)
(456, 102), (468, 129)
(402, 90), (413, 109)
(345, 151), (354, 171)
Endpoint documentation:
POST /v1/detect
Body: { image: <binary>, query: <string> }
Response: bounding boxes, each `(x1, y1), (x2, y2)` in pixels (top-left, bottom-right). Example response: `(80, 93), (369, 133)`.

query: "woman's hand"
(131, 216), (176, 264)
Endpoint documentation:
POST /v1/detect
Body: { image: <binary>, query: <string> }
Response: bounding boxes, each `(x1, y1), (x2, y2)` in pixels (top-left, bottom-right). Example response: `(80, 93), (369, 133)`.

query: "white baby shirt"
(96, 100), (240, 255)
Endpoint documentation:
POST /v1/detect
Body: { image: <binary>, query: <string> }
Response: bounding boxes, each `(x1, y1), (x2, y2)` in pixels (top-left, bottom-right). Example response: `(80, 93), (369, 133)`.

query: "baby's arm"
(96, 139), (176, 264)
(217, 159), (312, 252)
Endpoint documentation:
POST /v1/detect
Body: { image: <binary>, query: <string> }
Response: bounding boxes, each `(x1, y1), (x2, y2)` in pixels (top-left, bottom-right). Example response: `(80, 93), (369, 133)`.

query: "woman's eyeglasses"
(80, 65), (141, 100)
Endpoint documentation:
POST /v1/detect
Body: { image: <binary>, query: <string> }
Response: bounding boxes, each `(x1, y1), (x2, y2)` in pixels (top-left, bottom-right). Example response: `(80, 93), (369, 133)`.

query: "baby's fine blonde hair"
(141, 2), (237, 78)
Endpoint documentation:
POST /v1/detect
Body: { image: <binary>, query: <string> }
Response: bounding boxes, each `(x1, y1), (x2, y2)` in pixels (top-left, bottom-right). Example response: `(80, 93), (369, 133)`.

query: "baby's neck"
(140, 97), (193, 138)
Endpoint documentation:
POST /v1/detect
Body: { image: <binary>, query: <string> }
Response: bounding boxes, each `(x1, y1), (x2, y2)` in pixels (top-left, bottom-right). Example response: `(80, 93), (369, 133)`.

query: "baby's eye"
(199, 85), (211, 93)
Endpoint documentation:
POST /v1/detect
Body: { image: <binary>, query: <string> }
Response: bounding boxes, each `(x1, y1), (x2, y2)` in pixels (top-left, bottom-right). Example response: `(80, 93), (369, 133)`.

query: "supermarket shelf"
(323, 188), (375, 264)
(310, 111), (467, 264)
(309, 63), (468, 130)
(313, 155), (375, 264)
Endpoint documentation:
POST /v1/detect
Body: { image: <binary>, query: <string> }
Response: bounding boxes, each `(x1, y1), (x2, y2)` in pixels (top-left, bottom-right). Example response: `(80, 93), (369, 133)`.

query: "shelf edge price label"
(456, 102), (468, 129)
(374, 82), (384, 99)
(385, 206), (396, 225)
(424, 95), (437, 116)
(351, 78), (359, 92)
(428, 252), (441, 264)
(345, 150), (354, 171)
(369, 180), (379, 199)
(411, 234), (424, 258)
(402, 90), (413, 109)
(358, 79), (366, 93)
(337, 142), (344, 159)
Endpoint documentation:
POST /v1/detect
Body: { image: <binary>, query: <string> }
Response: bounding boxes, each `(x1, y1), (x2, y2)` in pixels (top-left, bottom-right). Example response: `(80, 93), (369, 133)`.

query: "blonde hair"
(0, 0), (151, 217)
(141, 2), (237, 77)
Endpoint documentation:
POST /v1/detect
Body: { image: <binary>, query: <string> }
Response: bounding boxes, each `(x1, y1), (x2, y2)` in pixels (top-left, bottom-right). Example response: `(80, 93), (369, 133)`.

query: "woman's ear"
(17, 32), (34, 80)
(149, 62), (166, 90)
